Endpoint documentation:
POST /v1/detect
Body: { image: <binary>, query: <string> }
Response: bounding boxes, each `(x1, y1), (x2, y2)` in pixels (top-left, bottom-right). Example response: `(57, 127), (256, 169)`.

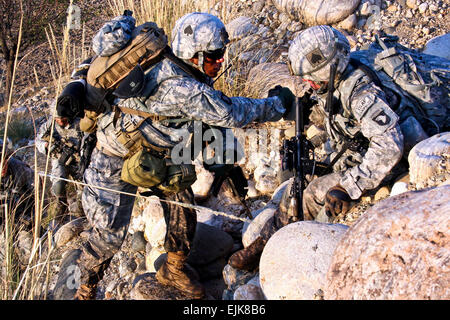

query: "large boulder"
(272, 0), (361, 26)
(324, 185), (450, 300)
(423, 33), (450, 61)
(259, 221), (349, 299)
(408, 132), (450, 190)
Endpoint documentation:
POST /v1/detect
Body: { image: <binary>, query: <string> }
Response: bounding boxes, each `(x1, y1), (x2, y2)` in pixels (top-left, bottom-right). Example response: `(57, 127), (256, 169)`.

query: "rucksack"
(81, 11), (206, 134)
(85, 14), (168, 115)
(347, 34), (450, 138)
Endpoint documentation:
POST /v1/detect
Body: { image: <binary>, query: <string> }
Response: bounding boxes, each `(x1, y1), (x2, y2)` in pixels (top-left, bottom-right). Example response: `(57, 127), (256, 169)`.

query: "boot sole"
(155, 271), (205, 299)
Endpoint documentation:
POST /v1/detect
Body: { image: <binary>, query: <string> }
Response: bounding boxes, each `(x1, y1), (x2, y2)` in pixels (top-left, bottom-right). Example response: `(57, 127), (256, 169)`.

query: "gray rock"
(260, 221), (349, 300)
(53, 217), (88, 248)
(131, 231), (147, 253)
(195, 256), (228, 281)
(423, 33), (450, 60)
(408, 132), (450, 190)
(242, 206), (276, 247)
(233, 275), (265, 300)
(325, 185), (450, 300)
(241, 179), (291, 246)
(223, 263), (258, 291)
(187, 223), (234, 266)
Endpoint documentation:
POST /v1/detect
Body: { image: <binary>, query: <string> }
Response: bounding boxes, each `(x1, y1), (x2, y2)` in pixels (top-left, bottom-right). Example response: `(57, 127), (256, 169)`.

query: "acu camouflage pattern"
(36, 117), (84, 194)
(288, 26), (405, 201)
(171, 12), (230, 60)
(288, 25), (350, 82)
(95, 57), (286, 157)
(1, 156), (36, 224)
(92, 14), (136, 57)
(76, 12), (286, 275)
(81, 149), (137, 264)
(310, 70), (404, 200)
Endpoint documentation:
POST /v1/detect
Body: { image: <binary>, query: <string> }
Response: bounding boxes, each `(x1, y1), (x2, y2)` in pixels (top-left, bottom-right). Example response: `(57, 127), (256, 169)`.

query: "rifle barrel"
(294, 97), (304, 221)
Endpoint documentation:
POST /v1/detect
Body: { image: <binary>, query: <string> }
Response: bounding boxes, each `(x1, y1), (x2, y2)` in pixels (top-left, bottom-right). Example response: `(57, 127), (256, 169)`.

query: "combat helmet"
(288, 25), (350, 82)
(171, 12), (230, 68)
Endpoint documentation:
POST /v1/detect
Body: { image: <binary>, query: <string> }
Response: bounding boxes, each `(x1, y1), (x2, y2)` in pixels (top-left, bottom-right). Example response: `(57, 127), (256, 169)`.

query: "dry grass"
(0, 0), (79, 300)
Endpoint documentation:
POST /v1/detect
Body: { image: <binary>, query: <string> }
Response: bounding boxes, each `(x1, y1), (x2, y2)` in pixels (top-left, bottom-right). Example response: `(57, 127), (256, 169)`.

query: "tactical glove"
(325, 185), (352, 217)
(268, 85), (296, 120)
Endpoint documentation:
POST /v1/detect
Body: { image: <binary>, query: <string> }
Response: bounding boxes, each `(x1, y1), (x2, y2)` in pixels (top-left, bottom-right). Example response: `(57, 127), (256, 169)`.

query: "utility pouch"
(121, 147), (167, 188)
(157, 164), (197, 193)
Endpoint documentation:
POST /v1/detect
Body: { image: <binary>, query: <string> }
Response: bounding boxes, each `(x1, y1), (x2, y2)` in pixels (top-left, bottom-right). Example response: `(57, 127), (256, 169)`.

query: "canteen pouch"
(121, 147), (167, 188)
(157, 164), (197, 193)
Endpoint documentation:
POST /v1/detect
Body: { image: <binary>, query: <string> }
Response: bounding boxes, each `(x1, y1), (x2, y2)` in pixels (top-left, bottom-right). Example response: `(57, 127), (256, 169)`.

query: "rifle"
(42, 130), (79, 167)
(280, 95), (332, 221)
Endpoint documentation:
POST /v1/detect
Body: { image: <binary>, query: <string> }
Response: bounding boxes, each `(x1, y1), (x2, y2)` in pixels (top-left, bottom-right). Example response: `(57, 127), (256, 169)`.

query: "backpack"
(336, 34), (450, 156)
(347, 35), (450, 138)
(84, 12), (168, 119)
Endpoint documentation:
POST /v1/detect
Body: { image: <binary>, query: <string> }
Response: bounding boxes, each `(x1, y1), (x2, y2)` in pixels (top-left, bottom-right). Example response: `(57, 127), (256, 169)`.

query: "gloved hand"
(325, 185), (352, 218)
(268, 85), (296, 120)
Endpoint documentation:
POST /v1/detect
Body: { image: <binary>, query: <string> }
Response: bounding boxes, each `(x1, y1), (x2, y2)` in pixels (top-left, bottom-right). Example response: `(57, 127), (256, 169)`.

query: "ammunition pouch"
(121, 147), (167, 188)
(157, 163), (197, 193)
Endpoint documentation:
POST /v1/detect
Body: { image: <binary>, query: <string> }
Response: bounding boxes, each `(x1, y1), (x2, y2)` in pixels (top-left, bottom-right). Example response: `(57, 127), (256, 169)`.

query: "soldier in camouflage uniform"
(53, 12), (294, 300)
(36, 114), (83, 218)
(229, 25), (405, 271)
(36, 59), (90, 221)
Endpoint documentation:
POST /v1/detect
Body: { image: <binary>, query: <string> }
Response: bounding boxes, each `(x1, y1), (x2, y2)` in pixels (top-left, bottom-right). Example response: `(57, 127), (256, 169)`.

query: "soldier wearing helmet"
(287, 25), (404, 219)
(53, 12), (295, 300)
(228, 25), (405, 272)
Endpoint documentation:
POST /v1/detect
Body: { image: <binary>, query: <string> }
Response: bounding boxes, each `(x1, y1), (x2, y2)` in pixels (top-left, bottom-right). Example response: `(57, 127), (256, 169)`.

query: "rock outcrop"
(408, 132), (450, 189)
(325, 185), (450, 300)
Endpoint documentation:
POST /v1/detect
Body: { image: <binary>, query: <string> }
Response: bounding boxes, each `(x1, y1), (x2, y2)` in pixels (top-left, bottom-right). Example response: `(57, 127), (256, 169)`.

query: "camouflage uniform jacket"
(313, 65), (404, 199)
(36, 116), (83, 159)
(95, 58), (286, 158)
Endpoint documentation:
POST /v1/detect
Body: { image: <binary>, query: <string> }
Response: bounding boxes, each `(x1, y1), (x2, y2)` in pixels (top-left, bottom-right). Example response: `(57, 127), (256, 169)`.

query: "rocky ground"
(0, 0), (449, 301)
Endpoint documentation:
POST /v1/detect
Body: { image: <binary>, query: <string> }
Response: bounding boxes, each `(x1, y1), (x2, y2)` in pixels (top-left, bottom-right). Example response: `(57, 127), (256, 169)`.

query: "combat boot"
(228, 236), (266, 271)
(156, 251), (205, 299)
